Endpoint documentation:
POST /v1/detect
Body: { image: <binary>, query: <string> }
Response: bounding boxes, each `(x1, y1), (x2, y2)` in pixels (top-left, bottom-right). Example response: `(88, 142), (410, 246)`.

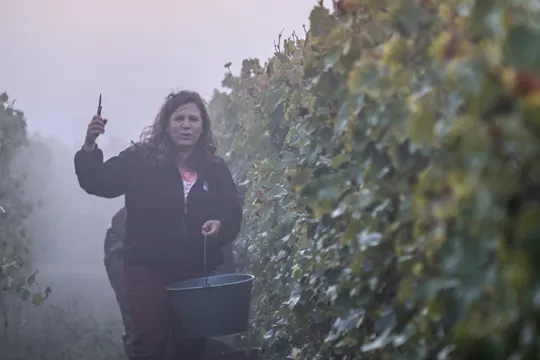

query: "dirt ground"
(0, 263), (250, 359)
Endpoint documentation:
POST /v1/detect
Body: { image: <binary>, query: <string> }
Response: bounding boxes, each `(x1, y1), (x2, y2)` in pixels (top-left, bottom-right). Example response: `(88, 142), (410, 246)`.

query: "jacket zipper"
(178, 166), (188, 241)
(182, 201), (187, 239)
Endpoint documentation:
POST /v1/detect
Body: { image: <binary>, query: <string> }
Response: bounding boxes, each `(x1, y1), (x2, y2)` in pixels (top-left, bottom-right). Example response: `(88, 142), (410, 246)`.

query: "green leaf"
(331, 153), (349, 169)
(347, 60), (380, 96)
(505, 25), (540, 75)
(265, 90), (282, 114)
(324, 47), (341, 70)
(31, 292), (45, 306)
(391, 1), (426, 36)
(309, 6), (336, 38)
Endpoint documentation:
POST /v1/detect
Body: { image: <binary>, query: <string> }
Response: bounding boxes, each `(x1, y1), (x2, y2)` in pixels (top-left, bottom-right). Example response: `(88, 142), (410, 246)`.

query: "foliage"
(0, 92), (50, 321)
(0, 297), (125, 360)
(210, 1), (540, 359)
(0, 92), (126, 359)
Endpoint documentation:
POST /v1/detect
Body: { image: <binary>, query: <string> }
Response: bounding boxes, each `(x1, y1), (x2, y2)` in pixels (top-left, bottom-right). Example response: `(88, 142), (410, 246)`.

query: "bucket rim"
(166, 273), (255, 292)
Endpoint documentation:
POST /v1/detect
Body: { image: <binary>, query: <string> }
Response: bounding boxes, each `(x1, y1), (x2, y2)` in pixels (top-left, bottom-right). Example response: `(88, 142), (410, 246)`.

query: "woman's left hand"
(202, 220), (221, 236)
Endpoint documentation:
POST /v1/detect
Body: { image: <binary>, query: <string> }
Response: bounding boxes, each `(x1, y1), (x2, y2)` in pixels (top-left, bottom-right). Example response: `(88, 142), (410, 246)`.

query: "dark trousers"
(123, 263), (207, 360)
(105, 250), (133, 357)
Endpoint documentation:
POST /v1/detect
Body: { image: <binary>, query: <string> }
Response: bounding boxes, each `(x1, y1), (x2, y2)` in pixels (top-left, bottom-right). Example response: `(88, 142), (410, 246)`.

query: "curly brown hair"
(132, 90), (217, 167)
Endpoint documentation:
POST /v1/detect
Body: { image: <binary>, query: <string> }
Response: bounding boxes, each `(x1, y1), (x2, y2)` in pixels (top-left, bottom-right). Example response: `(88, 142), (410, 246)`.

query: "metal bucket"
(166, 273), (254, 338)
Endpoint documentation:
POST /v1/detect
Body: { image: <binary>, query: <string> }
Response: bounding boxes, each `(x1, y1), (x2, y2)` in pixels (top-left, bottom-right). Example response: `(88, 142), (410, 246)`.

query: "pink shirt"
(179, 170), (197, 203)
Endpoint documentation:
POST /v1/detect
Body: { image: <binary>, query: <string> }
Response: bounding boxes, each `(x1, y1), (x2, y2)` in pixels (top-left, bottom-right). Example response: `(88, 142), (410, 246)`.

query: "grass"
(0, 266), (126, 360)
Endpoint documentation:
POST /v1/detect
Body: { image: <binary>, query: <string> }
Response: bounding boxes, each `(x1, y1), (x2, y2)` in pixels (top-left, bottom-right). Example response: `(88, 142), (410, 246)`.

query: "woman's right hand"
(83, 115), (107, 151)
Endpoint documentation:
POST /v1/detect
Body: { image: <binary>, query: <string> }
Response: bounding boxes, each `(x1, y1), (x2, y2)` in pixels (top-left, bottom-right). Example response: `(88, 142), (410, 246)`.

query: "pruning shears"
(97, 93), (102, 116)
(97, 93), (107, 124)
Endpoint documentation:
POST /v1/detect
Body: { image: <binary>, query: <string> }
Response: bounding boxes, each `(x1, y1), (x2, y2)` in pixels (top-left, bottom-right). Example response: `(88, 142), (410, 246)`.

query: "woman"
(74, 90), (243, 360)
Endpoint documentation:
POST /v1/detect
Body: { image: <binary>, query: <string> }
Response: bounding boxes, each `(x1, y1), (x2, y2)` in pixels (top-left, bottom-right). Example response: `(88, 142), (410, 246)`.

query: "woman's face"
(167, 102), (203, 149)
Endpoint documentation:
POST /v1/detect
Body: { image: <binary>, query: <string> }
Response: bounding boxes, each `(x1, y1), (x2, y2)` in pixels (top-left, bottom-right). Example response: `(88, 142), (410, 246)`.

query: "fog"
(2, 134), (129, 359)
(1, 0), (315, 358)
(1, 0), (314, 142)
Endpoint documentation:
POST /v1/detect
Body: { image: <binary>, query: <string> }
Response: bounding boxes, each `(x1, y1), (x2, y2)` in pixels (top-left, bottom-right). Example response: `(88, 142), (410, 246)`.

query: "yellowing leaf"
(412, 262), (423, 277)
(312, 199), (334, 219)
(382, 34), (407, 64)
(397, 277), (415, 302)
(347, 59), (379, 95)
(515, 207), (540, 240)
(504, 251), (531, 289)
(407, 96), (436, 147)
(331, 153), (349, 169)
(289, 167), (311, 192)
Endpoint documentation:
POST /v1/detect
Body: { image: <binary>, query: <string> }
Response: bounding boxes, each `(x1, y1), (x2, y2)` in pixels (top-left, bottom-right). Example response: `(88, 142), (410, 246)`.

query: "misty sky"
(2, 0), (314, 148)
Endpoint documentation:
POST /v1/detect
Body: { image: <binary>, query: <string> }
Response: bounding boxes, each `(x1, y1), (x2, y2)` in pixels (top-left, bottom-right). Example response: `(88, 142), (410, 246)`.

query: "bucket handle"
(203, 234), (209, 287)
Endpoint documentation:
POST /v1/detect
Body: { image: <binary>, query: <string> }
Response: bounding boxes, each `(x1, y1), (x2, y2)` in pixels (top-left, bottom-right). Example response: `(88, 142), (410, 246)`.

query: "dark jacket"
(103, 207), (127, 261)
(111, 207), (127, 237)
(74, 145), (242, 273)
